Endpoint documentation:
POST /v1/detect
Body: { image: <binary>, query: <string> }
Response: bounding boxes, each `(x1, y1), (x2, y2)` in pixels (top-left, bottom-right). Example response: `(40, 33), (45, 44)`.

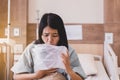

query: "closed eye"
(42, 33), (49, 37)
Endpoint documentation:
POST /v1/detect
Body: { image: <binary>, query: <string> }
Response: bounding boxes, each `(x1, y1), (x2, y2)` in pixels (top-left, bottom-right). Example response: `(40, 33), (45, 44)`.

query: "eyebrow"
(43, 33), (58, 34)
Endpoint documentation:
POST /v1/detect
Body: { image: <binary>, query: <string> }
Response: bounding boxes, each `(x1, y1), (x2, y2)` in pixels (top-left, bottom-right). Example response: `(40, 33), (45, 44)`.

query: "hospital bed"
(70, 42), (119, 80)
(1, 37), (118, 80)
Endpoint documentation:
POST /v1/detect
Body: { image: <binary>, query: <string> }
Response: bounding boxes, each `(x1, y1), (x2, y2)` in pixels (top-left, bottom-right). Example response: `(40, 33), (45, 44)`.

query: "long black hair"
(34, 13), (68, 49)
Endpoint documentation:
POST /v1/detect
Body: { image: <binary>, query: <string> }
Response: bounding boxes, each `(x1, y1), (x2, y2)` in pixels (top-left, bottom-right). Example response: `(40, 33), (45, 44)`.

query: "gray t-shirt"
(11, 42), (86, 80)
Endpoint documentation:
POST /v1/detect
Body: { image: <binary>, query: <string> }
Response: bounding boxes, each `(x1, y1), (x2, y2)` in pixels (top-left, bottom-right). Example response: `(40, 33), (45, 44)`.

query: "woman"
(11, 13), (86, 80)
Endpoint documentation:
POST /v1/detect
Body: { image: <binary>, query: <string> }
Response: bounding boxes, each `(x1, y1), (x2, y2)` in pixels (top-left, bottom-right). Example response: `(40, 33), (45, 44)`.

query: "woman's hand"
(61, 52), (83, 80)
(34, 68), (57, 79)
(13, 68), (57, 80)
(61, 51), (72, 73)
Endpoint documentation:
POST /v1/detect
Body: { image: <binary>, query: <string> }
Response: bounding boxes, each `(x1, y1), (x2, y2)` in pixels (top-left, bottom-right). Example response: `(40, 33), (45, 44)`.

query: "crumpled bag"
(32, 44), (67, 72)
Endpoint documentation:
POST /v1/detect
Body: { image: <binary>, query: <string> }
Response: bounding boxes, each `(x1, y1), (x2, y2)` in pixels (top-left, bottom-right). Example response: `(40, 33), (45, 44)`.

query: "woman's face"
(41, 26), (60, 45)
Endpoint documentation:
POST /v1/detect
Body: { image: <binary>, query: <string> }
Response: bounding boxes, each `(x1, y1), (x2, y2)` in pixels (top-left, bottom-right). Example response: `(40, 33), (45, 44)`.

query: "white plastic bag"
(32, 44), (67, 72)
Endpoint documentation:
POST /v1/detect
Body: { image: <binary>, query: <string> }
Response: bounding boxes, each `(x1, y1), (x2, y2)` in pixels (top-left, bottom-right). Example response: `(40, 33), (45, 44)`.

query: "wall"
(27, 0), (104, 44)
(27, 24), (104, 45)
(1, 0), (120, 66)
(0, 0), (8, 38)
(28, 0), (104, 23)
(0, 0), (27, 47)
(104, 0), (120, 66)
(27, 0), (120, 66)
(10, 0), (28, 47)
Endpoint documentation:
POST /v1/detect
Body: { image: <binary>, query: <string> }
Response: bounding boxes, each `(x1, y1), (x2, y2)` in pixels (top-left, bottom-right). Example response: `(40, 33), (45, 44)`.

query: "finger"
(47, 69), (57, 74)
(49, 68), (58, 70)
(66, 51), (69, 58)
(61, 53), (66, 60)
(46, 68), (57, 72)
(62, 52), (69, 60)
(61, 54), (68, 65)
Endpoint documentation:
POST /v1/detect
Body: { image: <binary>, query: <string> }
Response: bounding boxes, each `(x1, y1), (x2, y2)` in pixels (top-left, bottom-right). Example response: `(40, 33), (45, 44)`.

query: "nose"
(47, 36), (53, 44)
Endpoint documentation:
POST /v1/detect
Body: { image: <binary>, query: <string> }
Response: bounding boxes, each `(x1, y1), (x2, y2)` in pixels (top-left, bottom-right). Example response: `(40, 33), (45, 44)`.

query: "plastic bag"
(32, 44), (67, 72)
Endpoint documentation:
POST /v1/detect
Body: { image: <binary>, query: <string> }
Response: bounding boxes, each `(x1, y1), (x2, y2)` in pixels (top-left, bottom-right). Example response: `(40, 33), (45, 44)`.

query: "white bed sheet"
(85, 61), (110, 80)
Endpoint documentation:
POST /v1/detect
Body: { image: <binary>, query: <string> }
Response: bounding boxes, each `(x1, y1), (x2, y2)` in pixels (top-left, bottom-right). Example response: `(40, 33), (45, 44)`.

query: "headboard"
(69, 44), (104, 56)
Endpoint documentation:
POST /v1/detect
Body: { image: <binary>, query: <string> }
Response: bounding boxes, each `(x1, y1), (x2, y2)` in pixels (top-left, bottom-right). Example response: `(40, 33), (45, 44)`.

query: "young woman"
(11, 13), (86, 80)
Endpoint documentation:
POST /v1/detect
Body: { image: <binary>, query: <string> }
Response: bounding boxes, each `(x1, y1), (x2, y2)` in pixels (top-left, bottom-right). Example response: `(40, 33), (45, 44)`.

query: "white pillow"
(77, 54), (98, 76)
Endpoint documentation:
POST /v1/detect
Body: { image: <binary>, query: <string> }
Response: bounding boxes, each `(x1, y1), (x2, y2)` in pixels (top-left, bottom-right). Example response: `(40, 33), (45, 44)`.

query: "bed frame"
(104, 42), (119, 80)
(0, 38), (15, 80)
(70, 43), (119, 80)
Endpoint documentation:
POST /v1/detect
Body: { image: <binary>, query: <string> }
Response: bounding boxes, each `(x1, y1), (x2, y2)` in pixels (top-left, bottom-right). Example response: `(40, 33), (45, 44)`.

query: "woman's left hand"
(61, 52), (83, 80)
(61, 51), (72, 73)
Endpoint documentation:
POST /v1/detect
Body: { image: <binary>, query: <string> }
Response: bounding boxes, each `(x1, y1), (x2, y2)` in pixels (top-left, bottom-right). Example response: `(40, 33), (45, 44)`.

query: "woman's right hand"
(34, 68), (57, 79)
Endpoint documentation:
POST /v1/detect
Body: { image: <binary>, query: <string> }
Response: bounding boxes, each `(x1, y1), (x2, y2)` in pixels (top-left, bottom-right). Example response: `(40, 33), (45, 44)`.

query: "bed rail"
(104, 42), (119, 80)
(0, 39), (14, 80)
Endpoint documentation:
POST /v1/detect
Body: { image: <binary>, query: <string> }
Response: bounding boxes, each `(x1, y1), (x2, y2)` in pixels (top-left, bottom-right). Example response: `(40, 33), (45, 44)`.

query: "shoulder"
(24, 41), (37, 52)
(68, 45), (76, 55)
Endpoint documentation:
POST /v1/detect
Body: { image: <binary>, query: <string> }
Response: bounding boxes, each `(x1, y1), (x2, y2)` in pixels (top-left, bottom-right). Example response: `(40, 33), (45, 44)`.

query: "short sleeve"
(11, 43), (34, 74)
(68, 46), (87, 79)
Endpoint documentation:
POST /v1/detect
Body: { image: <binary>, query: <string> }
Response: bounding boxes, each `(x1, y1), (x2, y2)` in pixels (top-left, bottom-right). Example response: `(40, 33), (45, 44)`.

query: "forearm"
(13, 73), (37, 80)
(67, 70), (83, 80)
